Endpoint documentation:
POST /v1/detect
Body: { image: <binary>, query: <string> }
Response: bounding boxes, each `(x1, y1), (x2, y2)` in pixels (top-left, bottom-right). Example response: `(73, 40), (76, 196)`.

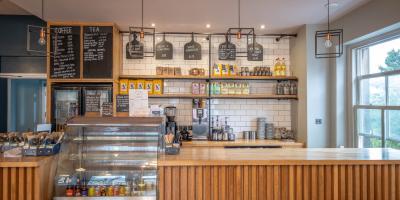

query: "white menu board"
(129, 89), (149, 117)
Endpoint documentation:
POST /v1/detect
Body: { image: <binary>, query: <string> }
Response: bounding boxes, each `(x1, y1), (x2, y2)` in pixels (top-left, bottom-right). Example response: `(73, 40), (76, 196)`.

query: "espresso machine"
(192, 99), (209, 140)
(164, 106), (179, 142)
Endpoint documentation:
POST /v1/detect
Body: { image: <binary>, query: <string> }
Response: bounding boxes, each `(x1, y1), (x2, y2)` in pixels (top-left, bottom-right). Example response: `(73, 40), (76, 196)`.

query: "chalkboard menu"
(83, 26), (113, 78)
(184, 38), (202, 60)
(126, 38), (144, 59)
(247, 42), (263, 61)
(50, 26), (81, 79)
(85, 94), (101, 112)
(116, 95), (129, 112)
(101, 102), (113, 116)
(156, 37), (173, 60)
(218, 39), (236, 60)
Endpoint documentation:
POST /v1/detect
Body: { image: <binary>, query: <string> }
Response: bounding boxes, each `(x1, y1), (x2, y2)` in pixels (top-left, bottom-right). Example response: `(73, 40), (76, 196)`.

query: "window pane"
(359, 77), (386, 105)
(365, 37), (400, 75)
(357, 109), (382, 148)
(388, 75), (400, 106)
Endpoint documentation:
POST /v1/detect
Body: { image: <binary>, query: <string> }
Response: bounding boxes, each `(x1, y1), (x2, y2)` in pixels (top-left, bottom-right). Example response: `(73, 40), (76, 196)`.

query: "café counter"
(158, 148), (400, 200)
(0, 155), (58, 200)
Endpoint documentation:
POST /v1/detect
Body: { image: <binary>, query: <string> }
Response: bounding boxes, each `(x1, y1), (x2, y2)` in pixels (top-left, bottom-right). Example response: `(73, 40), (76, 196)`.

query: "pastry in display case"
(53, 116), (164, 199)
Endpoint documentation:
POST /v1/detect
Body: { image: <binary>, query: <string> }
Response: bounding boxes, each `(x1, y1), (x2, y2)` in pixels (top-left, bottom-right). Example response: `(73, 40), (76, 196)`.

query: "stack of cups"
(265, 123), (275, 139)
(257, 118), (266, 139)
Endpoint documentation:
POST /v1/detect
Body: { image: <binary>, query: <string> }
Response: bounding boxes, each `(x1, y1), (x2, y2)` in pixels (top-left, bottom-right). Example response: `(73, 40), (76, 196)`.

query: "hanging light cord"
(238, 0), (241, 28)
(141, 0), (144, 28)
(327, 0), (330, 31)
(41, 0), (44, 19)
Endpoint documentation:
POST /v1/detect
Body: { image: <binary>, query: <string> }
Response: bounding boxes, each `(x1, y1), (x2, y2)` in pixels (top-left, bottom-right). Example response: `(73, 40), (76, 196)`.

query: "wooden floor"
(159, 164), (400, 200)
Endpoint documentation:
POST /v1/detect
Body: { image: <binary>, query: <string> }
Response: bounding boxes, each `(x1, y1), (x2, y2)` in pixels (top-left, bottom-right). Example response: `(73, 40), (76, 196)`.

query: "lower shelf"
(54, 197), (155, 200)
(148, 94), (297, 99)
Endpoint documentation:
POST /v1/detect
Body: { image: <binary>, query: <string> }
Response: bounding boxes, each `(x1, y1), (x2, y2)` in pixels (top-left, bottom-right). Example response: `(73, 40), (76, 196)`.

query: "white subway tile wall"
(122, 34), (291, 138)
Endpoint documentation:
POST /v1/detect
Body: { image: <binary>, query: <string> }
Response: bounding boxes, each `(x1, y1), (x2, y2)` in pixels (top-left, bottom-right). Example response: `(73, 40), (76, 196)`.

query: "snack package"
(136, 80), (145, 90)
(221, 64), (229, 76)
(199, 83), (207, 95)
(153, 80), (163, 95)
(145, 80), (154, 95)
(119, 79), (129, 95)
(128, 80), (136, 90)
(213, 64), (221, 76)
(192, 82), (200, 95)
(156, 67), (163, 75)
(229, 65), (237, 76)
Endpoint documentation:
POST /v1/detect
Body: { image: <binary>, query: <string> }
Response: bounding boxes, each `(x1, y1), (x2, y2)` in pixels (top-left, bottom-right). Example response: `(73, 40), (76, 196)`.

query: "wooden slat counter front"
(0, 155), (58, 200)
(158, 148), (400, 200)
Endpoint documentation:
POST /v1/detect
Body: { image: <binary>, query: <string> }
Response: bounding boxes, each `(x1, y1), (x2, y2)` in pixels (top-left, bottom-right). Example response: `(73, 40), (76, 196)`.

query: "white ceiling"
(8, 0), (370, 33)
(0, 0), (29, 15)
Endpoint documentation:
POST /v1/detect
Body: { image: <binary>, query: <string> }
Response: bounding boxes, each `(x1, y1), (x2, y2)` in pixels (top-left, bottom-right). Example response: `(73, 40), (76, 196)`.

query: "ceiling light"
(151, 23), (155, 27)
(325, 2), (339, 8)
(206, 24), (211, 28)
(260, 25), (265, 29)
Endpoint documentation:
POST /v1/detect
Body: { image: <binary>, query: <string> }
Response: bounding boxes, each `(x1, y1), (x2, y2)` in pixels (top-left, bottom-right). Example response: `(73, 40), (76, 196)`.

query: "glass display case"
(53, 116), (164, 200)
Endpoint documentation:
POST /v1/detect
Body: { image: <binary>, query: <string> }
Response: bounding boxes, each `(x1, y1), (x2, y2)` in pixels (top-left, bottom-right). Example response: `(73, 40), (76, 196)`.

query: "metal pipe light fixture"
(26, 0), (58, 54)
(315, 0), (343, 58)
(128, 0), (155, 57)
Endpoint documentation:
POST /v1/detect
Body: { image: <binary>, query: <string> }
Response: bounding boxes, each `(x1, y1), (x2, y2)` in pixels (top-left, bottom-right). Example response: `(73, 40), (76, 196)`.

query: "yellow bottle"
(274, 58), (281, 77)
(281, 58), (287, 77)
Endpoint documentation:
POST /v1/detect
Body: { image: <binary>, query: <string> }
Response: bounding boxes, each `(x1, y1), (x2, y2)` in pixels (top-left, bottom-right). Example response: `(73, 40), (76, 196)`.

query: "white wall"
(121, 34), (293, 138)
(330, 0), (400, 147)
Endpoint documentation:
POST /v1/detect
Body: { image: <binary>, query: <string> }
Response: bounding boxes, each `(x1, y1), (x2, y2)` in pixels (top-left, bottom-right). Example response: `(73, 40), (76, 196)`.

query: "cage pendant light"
(315, 0), (343, 58)
(26, 0), (58, 55)
(128, 0), (155, 58)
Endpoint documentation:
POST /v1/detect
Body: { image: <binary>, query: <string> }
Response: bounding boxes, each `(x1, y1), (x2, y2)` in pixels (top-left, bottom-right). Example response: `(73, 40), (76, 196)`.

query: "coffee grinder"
(164, 106), (178, 142)
(192, 99), (209, 140)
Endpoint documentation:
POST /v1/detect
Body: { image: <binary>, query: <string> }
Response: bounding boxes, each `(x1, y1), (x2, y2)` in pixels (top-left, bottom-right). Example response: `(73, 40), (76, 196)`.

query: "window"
(355, 37), (400, 149)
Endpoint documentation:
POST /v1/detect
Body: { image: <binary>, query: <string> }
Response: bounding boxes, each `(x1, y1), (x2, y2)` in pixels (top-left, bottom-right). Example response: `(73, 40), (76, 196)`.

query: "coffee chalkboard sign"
(50, 26), (81, 79)
(156, 35), (173, 60)
(85, 94), (101, 112)
(116, 95), (129, 112)
(83, 26), (113, 78)
(126, 33), (144, 59)
(184, 34), (201, 60)
(247, 42), (263, 61)
(218, 36), (236, 60)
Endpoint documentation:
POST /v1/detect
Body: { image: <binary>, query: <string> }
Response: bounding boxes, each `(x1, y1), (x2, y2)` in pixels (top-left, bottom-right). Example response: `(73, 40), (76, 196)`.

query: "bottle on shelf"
(74, 177), (81, 196)
(273, 58), (281, 77)
(81, 177), (88, 196)
(88, 186), (95, 197)
(281, 58), (287, 76)
(65, 178), (74, 197)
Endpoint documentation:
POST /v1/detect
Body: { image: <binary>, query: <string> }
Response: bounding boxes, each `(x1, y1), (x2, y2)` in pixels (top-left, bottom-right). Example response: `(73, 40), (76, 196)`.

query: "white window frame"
(348, 30), (400, 148)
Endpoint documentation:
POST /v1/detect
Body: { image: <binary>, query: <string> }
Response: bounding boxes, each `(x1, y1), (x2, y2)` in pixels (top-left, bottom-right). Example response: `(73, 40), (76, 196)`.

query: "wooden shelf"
(120, 75), (208, 80)
(211, 94), (297, 99)
(119, 75), (298, 81)
(210, 76), (298, 81)
(149, 94), (208, 98)
(49, 79), (115, 83)
(147, 93), (297, 99)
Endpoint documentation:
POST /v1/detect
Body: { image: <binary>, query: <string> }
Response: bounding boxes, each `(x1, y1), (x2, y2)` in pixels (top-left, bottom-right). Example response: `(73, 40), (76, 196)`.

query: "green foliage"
(379, 49), (400, 72)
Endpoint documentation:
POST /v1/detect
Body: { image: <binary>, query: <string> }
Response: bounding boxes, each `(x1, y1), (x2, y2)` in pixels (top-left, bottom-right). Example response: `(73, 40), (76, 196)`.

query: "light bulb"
(38, 28), (46, 46)
(236, 31), (241, 39)
(140, 30), (145, 42)
(324, 33), (332, 48)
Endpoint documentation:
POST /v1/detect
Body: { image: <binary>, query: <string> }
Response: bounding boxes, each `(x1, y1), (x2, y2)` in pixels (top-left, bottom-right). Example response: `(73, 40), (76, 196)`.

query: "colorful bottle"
(81, 177), (88, 196)
(74, 178), (81, 196)
(274, 58), (281, 76)
(281, 58), (287, 76)
(88, 186), (95, 197)
(65, 178), (74, 197)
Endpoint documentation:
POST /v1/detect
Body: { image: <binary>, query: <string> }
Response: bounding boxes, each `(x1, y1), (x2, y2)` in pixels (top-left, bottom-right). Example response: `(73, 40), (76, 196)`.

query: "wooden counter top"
(182, 139), (303, 148)
(159, 148), (400, 166)
(0, 154), (55, 167)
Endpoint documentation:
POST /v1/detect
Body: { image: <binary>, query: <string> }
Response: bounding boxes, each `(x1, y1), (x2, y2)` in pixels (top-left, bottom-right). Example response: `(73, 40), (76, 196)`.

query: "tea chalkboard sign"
(126, 33), (144, 59)
(85, 94), (101, 112)
(50, 26), (81, 79)
(156, 34), (173, 60)
(184, 34), (202, 60)
(247, 42), (263, 61)
(83, 26), (113, 78)
(116, 95), (129, 112)
(218, 36), (236, 60)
